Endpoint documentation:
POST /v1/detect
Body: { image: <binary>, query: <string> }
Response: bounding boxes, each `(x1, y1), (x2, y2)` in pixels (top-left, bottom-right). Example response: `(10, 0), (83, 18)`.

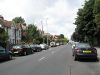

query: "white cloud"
(41, 0), (83, 39)
(0, 0), (84, 39)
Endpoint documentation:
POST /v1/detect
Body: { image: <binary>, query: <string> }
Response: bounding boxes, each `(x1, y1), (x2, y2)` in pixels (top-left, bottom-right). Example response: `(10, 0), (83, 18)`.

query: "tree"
(73, 0), (96, 45)
(0, 28), (8, 47)
(94, 0), (100, 27)
(59, 34), (64, 39)
(26, 24), (42, 43)
(0, 16), (8, 47)
(0, 18), (4, 25)
(93, 0), (100, 46)
(12, 16), (25, 24)
(55, 34), (69, 44)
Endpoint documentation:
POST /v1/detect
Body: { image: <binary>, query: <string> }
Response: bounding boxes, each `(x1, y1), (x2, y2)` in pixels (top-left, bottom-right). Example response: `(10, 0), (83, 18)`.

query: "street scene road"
(0, 44), (100, 75)
(1, 0), (100, 75)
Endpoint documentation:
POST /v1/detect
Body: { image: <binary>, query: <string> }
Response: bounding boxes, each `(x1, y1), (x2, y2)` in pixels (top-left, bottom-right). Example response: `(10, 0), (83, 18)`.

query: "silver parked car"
(40, 44), (49, 50)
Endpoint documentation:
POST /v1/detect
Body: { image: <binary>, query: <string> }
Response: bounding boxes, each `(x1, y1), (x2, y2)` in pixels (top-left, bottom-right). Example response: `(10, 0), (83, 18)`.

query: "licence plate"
(83, 50), (91, 53)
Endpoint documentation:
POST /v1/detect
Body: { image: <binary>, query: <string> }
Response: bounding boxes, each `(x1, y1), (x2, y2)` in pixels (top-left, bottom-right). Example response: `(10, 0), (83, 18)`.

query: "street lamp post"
(41, 21), (44, 43)
(46, 18), (49, 45)
(15, 27), (17, 45)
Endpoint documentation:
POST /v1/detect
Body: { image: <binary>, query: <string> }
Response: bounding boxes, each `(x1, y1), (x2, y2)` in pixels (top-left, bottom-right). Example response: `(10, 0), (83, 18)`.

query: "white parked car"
(40, 44), (49, 50)
(56, 43), (60, 46)
(50, 42), (56, 47)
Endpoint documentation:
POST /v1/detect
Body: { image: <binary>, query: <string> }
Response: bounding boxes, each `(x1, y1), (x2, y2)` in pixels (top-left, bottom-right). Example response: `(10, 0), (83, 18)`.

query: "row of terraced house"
(0, 15), (27, 45)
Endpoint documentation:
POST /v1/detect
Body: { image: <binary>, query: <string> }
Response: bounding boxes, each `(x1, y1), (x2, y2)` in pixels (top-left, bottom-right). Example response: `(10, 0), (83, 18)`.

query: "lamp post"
(46, 18), (49, 45)
(15, 27), (17, 45)
(41, 21), (44, 43)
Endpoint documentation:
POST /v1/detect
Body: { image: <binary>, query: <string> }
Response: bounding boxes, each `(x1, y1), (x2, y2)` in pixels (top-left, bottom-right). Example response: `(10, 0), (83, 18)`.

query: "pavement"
(96, 47), (100, 56)
(0, 44), (100, 75)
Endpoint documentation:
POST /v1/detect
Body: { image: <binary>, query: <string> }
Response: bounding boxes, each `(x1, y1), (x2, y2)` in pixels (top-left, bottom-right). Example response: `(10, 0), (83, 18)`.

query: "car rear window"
(76, 43), (91, 48)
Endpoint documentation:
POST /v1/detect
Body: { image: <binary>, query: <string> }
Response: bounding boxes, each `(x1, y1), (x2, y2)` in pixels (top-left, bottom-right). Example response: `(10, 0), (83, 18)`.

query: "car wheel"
(32, 50), (34, 53)
(72, 53), (74, 56)
(95, 57), (99, 62)
(38, 49), (41, 52)
(24, 52), (27, 56)
(8, 55), (12, 60)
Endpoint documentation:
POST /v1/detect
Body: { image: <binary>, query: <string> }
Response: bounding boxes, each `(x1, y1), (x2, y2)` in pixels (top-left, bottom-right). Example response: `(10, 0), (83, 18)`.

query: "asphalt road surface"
(0, 44), (100, 75)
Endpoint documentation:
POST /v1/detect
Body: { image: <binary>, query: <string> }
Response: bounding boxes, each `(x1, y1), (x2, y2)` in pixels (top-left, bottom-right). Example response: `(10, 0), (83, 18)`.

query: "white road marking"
(38, 57), (45, 61)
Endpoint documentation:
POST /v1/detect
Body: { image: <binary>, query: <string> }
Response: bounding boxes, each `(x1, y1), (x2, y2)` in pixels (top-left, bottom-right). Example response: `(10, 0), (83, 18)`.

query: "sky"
(0, 0), (84, 39)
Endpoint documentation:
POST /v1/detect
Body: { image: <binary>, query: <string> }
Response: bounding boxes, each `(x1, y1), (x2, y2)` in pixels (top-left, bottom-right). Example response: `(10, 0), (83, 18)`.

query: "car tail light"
(93, 48), (97, 54)
(75, 48), (80, 53)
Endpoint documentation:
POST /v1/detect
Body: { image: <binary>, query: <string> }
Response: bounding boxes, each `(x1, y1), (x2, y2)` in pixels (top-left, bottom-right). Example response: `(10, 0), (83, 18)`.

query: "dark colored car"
(0, 46), (12, 60)
(22, 44), (33, 55)
(12, 44), (33, 56)
(30, 44), (42, 52)
(11, 45), (23, 56)
(72, 43), (98, 61)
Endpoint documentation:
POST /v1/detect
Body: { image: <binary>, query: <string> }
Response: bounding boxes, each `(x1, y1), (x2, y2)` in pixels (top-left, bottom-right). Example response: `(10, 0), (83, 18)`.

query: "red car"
(72, 43), (98, 61)
(11, 45), (33, 56)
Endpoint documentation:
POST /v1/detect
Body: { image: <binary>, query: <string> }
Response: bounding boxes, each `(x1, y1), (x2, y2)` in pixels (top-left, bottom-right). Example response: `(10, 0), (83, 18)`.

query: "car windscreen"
(0, 46), (5, 53)
(30, 45), (36, 47)
(76, 43), (91, 48)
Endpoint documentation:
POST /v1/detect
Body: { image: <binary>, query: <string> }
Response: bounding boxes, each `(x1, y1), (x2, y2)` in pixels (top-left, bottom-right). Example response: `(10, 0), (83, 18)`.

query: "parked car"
(11, 45), (23, 56)
(56, 43), (60, 46)
(40, 44), (49, 50)
(72, 42), (78, 49)
(50, 42), (56, 47)
(21, 44), (33, 56)
(11, 44), (33, 56)
(30, 44), (42, 52)
(72, 43), (98, 61)
(0, 46), (12, 60)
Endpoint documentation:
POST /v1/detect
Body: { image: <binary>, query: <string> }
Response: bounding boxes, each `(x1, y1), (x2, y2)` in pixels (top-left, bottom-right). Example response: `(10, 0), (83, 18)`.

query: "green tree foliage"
(26, 24), (42, 44)
(0, 19), (3, 25)
(0, 28), (8, 47)
(72, 0), (100, 46)
(94, 0), (100, 27)
(12, 16), (25, 24)
(93, 0), (100, 46)
(55, 34), (69, 44)
(59, 34), (64, 39)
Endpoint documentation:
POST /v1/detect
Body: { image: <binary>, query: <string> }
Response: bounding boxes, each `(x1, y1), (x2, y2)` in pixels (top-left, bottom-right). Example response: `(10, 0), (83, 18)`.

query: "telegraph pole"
(41, 21), (44, 43)
(46, 18), (49, 45)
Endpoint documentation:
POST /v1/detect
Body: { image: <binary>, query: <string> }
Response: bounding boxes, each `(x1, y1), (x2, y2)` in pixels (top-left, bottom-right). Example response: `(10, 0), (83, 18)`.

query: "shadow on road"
(0, 58), (15, 64)
(78, 57), (100, 62)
